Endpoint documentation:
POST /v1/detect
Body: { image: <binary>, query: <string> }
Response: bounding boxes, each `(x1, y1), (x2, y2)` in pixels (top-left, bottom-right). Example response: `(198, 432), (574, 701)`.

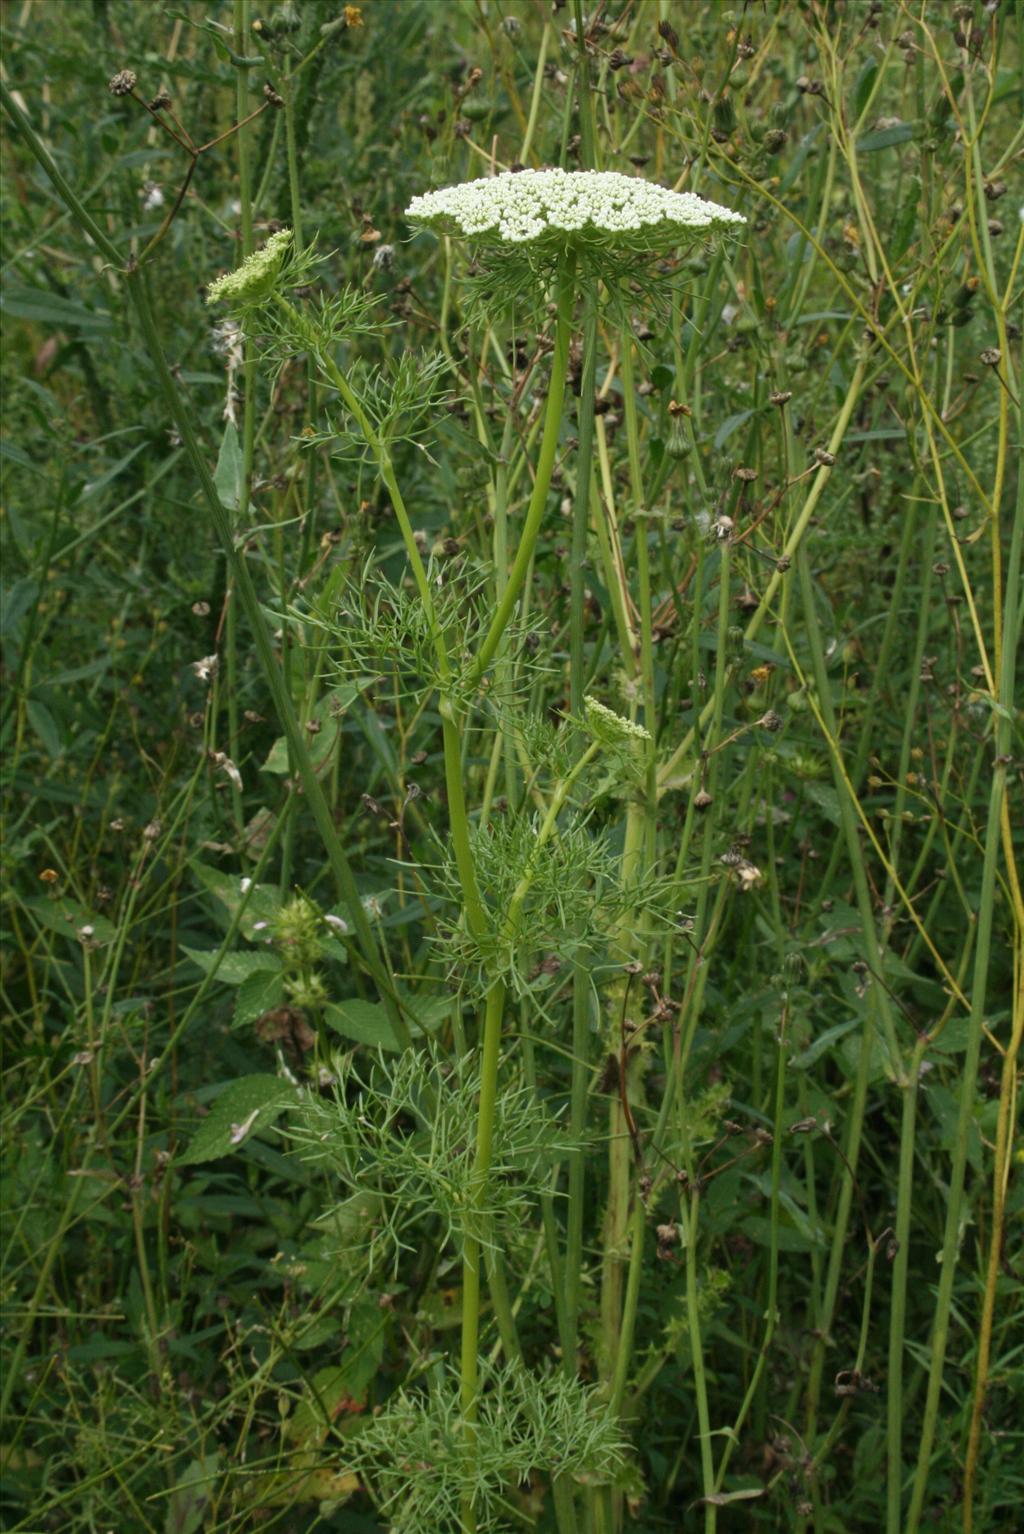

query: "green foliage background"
(1, 2), (1021, 1532)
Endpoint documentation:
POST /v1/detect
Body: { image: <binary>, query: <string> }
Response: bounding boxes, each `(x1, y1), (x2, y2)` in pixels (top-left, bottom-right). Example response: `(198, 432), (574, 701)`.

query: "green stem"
(518, 21), (551, 165)
(459, 741), (598, 1527)
(619, 339), (658, 861)
(658, 356), (869, 791)
(609, 1195), (645, 1415)
(685, 1188), (716, 1533)
(793, 535), (896, 1441)
(459, 980), (505, 1534)
(224, 0), (255, 837)
(904, 554), (1017, 1534)
(470, 252), (576, 683)
(565, 280), (600, 1393)
(887, 1035), (926, 1534)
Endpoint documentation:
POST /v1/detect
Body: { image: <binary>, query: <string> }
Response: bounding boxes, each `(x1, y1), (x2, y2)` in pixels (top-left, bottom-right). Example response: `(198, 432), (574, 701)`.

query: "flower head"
(405, 168), (744, 250)
(583, 696), (651, 751)
(206, 228), (293, 309)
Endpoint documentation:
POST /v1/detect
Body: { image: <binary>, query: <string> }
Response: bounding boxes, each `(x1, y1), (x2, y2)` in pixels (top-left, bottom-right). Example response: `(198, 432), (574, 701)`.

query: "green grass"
(1, 2), (1021, 1531)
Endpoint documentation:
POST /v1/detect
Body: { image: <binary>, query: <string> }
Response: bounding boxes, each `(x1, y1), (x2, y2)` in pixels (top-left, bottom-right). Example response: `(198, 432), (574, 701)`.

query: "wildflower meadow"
(1, 2), (1021, 1531)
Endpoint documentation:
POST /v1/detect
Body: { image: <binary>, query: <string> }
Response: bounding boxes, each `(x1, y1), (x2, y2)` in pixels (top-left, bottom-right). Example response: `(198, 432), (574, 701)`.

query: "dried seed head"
(148, 90), (172, 111)
(733, 465), (758, 482)
(108, 69), (137, 96)
(814, 447), (836, 466)
(263, 82), (284, 109)
(759, 710), (783, 732)
(769, 389), (792, 407)
(693, 787), (714, 810)
(979, 347), (1001, 367)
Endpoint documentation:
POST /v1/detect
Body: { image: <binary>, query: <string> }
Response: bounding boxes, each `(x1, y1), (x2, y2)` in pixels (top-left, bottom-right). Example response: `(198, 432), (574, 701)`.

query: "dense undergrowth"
(1, 2), (1021, 1531)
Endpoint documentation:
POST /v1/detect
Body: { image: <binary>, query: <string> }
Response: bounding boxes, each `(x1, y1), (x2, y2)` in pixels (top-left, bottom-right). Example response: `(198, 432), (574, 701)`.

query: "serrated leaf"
(177, 1076), (296, 1165)
(233, 967), (285, 1027)
(181, 946), (279, 985)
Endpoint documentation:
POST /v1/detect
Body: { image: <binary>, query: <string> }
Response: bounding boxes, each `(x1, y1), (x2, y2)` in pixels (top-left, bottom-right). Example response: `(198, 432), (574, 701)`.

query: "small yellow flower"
(344, 4), (364, 25)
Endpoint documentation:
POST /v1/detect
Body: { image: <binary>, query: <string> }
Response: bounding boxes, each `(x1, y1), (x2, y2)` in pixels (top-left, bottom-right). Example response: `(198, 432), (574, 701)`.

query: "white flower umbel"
(406, 168), (744, 249)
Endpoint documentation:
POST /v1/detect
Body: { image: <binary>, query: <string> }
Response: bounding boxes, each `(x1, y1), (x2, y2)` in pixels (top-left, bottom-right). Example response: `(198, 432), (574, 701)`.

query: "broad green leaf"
(181, 946), (279, 985)
(790, 1017), (860, 1070)
(26, 699), (61, 759)
(1, 577), (39, 636)
(214, 420), (244, 513)
(177, 1075), (296, 1165)
(165, 1452), (220, 1534)
(233, 966), (285, 1027)
(191, 861), (279, 939)
(324, 998), (402, 1051)
(0, 285), (112, 333)
(852, 58), (878, 120)
(741, 1215), (818, 1252)
(23, 895), (116, 946)
(261, 682), (367, 775)
(803, 782), (841, 826)
(857, 122), (914, 152)
(891, 176), (921, 263)
(288, 1310), (389, 1444)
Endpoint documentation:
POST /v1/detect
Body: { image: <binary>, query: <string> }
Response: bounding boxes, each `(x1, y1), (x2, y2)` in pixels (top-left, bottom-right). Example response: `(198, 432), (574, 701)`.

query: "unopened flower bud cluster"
(206, 228), (293, 308)
(406, 169), (745, 247)
(584, 695), (651, 750)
